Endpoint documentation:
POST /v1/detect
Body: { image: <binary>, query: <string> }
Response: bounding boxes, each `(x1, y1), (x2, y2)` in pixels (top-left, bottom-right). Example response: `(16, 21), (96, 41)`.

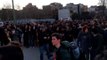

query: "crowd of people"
(0, 19), (107, 60)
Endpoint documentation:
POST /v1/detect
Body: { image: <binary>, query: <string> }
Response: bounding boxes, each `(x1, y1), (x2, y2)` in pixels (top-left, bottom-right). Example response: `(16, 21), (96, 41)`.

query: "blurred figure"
(0, 41), (23, 60)
(77, 25), (92, 60)
(51, 33), (74, 60)
(94, 49), (107, 60)
(91, 27), (104, 60)
(0, 28), (10, 46)
(38, 26), (52, 60)
(23, 24), (29, 47)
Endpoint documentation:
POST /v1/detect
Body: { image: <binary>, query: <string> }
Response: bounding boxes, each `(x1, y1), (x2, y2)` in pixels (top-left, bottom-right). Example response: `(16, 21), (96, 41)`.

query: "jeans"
(39, 44), (53, 60)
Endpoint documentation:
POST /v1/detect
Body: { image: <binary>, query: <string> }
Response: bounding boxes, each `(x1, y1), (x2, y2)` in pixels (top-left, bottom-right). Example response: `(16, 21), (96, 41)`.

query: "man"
(77, 25), (92, 60)
(91, 28), (104, 60)
(0, 41), (23, 60)
(94, 49), (107, 60)
(51, 33), (74, 60)
(0, 27), (10, 46)
(38, 27), (52, 60)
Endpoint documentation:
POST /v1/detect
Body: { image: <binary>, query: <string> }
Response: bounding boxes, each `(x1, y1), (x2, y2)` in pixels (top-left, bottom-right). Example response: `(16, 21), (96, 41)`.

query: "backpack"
(61, 40), (80, 60)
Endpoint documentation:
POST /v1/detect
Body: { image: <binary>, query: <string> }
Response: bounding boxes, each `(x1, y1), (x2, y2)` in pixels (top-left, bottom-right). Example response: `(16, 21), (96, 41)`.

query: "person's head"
(82, 25), (88, 33)
(51, 33), (62, 48)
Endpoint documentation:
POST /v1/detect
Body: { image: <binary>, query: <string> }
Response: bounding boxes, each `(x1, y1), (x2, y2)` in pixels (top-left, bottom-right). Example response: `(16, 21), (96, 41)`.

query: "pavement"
(22, 47), (48, 60)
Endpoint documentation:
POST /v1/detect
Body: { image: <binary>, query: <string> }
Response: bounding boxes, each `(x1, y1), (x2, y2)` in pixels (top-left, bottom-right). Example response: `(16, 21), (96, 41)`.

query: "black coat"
(0, 28), (10, 45)
(0, 45), (23, 60)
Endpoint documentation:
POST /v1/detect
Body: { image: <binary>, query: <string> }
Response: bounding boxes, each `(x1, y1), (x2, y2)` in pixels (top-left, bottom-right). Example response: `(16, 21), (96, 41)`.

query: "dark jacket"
(0, 45), (23, 60)
(54, 44), (74, 60)
(0, 28), (10, 45)
(56, 46), (72, 60)
(92, 33), (104, 53)
(94, 50), (107, 60)
(77, 31), (92, 53)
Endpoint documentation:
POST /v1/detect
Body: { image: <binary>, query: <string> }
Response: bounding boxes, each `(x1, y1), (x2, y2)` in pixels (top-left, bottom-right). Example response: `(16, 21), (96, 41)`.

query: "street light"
(12, 0), (15, 21)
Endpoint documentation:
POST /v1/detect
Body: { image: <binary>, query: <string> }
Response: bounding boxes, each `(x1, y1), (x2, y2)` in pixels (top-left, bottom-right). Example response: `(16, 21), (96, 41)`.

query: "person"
(94, 49), (107, 60)
(51, 33), (74, 60)
(38, 27), (52, 60)
(0, 41), (23, 60)
(0, 28), (10, 46)
(91, 28), (104, 60)
(77, 25), (92, 60)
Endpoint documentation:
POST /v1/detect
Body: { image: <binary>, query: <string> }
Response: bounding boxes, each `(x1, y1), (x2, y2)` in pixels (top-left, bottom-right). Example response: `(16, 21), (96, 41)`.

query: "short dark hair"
(51, 33), (62, 40)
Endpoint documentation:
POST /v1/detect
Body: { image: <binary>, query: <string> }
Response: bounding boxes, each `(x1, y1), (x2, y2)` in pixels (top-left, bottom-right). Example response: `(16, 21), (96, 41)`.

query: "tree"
(15, 5), (21, 10)
(1, 9), (13, 20)
(72, 13), (80, 20)
(50, 2), (63, 9)
(81, 12), (91, 20)
(2, 3), (11, 9)
(23, 3), (39, 19)
(99, 0), (107, 18)
(99, 0), (107, 7)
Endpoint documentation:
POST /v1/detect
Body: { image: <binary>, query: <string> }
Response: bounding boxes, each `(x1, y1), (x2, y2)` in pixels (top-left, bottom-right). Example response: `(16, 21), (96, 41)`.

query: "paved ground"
(22, 47), (48, 60)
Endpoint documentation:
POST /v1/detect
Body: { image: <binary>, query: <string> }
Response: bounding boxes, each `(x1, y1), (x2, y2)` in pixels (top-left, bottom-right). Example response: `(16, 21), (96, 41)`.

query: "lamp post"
(12, 0), (15, 21)
(102, 0), (105, 19)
